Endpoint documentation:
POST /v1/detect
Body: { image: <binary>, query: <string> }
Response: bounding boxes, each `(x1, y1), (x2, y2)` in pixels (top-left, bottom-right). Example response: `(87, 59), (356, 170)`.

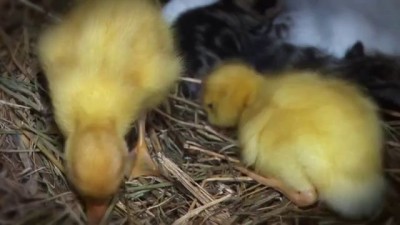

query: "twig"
(168, 95), (201, 109)
(0, 99), (31, 109)
(184, 143), (285, 194)
(179, 77), (202, 84)
(17, 0), (60, 21)
(0, 149), (39, 153)
(184, 143), (240, 164)
(203, 125), (238, 145)
(202, 177), (253, 183)
(172, 194), (232, 225)
(387, 141), (400, 148)
(382, 109), (400, 118)
(150, 130), (230, 222)
(155, 109), (237, 144)
(154, 109), (203, 129)
(0, 28), (28, 75)
(147, 196), (174, 211)
(36, 141), (65, 173)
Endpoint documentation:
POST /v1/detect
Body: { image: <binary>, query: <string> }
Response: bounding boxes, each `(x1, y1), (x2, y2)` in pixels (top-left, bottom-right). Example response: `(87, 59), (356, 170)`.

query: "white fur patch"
(162, 0), (219, 24)
(277, 0), (400, 57)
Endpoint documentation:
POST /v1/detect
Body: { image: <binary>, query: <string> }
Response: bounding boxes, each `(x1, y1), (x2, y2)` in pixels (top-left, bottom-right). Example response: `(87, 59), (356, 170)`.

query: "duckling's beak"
(84, 198), (109, 225)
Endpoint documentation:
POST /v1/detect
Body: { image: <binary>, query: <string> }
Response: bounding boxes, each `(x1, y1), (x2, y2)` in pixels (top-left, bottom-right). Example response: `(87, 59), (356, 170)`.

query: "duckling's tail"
(321, 174), (385, 219)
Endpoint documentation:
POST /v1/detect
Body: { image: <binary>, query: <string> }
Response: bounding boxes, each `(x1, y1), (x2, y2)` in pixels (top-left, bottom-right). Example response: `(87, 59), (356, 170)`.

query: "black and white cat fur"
(271, 0), (400, 58)
(165, 0), (400, 111)
(169, 0), (284, 98)
(330, 42), (400, 111)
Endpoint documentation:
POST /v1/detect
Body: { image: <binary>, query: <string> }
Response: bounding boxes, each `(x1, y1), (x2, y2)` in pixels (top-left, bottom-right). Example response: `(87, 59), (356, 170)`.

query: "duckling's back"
(262, 72), (383, 165)
(38, 0), (181, 135)
(249, 71), (385, 218)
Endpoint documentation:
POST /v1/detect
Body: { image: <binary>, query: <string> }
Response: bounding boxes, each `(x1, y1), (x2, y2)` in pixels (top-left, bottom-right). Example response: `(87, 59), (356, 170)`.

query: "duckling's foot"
(236, 166), (317, 207)
(129, 115), (160, 179)
(85, 199), (109, 225)
(289, 189), (318, 207)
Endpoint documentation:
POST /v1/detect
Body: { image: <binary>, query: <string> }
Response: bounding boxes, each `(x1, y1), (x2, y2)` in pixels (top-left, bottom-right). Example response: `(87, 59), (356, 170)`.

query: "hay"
(0, 0), (399, 224)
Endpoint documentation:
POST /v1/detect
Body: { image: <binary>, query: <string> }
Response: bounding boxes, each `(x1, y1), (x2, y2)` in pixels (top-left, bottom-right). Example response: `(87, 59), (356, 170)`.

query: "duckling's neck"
(239, 78), (275, 127)
(74, 118), (119, 136)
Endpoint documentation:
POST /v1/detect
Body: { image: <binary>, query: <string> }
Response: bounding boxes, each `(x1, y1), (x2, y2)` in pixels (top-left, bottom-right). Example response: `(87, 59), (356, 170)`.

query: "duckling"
(201, 61), (385, 219)
(37, 0), (182, 223)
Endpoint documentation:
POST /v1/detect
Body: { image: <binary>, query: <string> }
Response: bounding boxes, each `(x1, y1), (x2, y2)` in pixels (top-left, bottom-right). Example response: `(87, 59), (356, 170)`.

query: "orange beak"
(84, 198), (109, 225)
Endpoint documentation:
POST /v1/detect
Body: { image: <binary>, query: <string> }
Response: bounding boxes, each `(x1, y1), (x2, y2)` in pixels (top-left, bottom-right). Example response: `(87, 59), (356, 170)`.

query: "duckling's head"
(201, 61), (262, 127)
(65, 124), (129, 224)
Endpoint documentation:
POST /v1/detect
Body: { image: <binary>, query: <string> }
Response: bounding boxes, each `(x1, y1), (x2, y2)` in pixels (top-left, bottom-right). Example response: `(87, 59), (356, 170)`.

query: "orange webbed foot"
(236, 166), (317, 207)
(129, 115), (160, 179)
(289, 188), (318, 207)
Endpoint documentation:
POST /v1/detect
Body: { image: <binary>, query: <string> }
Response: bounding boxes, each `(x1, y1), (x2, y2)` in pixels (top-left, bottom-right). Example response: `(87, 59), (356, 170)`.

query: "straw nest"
(0, 1), (399, 224)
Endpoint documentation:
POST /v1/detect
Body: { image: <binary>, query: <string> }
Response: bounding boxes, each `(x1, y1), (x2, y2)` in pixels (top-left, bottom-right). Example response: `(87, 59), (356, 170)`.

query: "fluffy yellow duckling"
(201, 61), (385, 219)
(37, 0), (182, 223)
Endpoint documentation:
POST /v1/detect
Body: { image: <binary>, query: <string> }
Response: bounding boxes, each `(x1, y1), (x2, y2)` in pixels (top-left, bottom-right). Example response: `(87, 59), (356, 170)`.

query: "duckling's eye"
(207, 103), (214, 110)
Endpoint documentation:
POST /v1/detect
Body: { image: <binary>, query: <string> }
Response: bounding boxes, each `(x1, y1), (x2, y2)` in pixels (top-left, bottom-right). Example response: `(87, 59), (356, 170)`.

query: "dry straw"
(0, 0), (399, 224)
